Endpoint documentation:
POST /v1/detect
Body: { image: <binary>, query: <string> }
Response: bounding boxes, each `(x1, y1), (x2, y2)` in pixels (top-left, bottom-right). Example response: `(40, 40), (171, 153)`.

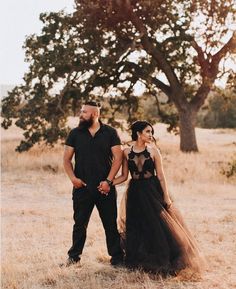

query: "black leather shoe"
(110, 257), (124, 267)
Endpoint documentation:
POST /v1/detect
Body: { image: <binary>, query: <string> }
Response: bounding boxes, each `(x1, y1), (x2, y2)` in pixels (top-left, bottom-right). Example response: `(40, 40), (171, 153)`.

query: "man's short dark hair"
(84, 100), (101, 108)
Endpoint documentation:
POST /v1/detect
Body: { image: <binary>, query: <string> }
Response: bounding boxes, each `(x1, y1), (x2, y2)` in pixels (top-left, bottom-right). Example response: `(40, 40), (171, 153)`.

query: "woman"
(113, 121), (204, 276)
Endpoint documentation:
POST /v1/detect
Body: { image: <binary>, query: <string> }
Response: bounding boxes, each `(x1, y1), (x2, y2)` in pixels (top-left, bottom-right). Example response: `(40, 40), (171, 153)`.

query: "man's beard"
(78, 116), (94, 129)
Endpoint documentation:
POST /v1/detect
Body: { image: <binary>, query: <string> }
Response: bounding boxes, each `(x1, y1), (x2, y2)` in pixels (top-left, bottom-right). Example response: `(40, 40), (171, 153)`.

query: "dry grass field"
(1, 121), (236, 289)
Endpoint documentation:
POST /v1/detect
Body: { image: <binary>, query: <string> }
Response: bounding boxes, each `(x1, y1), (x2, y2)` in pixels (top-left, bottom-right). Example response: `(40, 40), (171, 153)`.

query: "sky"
(0, 0), (75, 85)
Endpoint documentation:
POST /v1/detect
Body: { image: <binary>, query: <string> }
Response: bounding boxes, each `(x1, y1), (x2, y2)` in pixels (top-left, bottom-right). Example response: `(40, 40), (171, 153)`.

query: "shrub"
(221, 157), (236, 178)
(198, 89), (236, 128)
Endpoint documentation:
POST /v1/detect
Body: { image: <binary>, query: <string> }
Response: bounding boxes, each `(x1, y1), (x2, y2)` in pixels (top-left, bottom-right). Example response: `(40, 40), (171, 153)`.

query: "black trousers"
(68, 186), (123, 261)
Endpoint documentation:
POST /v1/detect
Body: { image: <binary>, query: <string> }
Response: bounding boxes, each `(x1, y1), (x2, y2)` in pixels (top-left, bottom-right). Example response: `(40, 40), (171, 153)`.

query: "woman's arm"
(112, 151), (129, 185)
(153, 148), (172, 207)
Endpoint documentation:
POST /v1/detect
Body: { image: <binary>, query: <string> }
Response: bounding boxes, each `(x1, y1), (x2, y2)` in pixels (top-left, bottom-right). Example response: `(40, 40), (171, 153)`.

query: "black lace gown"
(118, 147), (204, 275)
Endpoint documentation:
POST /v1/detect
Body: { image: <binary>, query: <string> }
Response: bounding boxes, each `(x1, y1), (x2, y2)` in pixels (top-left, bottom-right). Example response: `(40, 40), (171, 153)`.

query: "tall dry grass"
(1, 123), (236, 289)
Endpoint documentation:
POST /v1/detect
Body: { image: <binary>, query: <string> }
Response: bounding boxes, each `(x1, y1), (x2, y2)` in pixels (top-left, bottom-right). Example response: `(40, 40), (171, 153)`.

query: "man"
(63, 100), (124, 267)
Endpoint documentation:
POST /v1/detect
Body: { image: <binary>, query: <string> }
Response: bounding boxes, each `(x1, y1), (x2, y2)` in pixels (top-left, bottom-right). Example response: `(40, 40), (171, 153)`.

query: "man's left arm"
(98, 145), (123, 194)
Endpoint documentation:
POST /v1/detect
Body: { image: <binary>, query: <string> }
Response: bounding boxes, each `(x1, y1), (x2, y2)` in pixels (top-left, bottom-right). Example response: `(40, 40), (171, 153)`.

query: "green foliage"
(1, 1), (235, 151)
(202, 93), (236, 128)
(198, 74), (236, 128)
(110, 93), (179, 133)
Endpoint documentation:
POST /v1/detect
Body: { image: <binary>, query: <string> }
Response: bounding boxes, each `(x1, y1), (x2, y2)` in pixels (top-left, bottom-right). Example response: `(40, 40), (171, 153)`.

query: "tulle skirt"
(118, 177), (205, 276)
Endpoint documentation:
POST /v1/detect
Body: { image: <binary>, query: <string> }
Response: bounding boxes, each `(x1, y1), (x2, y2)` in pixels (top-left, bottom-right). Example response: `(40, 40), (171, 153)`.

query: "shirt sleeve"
(65, 129), (76, 148)
(110, 128), (121, 147)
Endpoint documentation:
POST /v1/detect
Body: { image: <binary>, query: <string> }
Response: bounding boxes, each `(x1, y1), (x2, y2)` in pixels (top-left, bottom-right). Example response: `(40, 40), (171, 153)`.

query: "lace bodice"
(128, 147), (155, 180)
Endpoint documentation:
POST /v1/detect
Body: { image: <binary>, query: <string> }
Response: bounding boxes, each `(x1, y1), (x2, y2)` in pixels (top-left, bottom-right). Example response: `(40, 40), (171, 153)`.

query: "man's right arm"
(63, 145), (86, 188)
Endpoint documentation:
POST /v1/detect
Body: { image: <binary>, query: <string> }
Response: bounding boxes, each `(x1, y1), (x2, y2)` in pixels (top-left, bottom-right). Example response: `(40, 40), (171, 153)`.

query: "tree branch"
(120, 60), (172, 97)
(190, 32), (236, 110)
(108, 0), (186, 109)
(191, 40), (210, 78)
(212, 32), (236, 67)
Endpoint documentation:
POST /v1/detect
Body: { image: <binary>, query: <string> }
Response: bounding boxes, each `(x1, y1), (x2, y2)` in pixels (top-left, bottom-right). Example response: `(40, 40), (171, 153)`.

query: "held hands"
(97, 181), (111, 195)
(71, 177), (87, 189)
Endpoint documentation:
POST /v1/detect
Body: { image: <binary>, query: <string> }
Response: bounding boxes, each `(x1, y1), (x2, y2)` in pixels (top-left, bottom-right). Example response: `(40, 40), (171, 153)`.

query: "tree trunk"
(179, 108), (198, 152)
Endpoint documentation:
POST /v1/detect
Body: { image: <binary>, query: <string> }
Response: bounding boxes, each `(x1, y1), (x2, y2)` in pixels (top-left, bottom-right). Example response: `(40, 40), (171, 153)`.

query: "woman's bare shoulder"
(123, 147), (131, 157)
(147, 145), (161, 157)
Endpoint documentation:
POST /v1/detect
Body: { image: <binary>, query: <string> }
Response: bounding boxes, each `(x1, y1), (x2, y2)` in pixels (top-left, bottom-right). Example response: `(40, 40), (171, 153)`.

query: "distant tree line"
(110, 86), (236, 129)
(2, 84), (235, 132)
(197, 89), (236, 129)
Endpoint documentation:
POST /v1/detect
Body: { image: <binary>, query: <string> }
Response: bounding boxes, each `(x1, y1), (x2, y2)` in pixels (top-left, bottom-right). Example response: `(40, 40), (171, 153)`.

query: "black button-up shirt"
(65, 122), (121, 189)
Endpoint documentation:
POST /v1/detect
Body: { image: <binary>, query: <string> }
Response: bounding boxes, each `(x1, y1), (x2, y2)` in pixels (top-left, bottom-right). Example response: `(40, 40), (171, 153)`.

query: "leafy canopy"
(2, 0), (235, 151)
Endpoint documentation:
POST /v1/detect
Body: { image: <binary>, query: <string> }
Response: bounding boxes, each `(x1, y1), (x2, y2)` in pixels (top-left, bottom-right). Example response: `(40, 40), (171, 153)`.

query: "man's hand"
(97, 181), (111, 195)
(71, 177), (87, 189)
